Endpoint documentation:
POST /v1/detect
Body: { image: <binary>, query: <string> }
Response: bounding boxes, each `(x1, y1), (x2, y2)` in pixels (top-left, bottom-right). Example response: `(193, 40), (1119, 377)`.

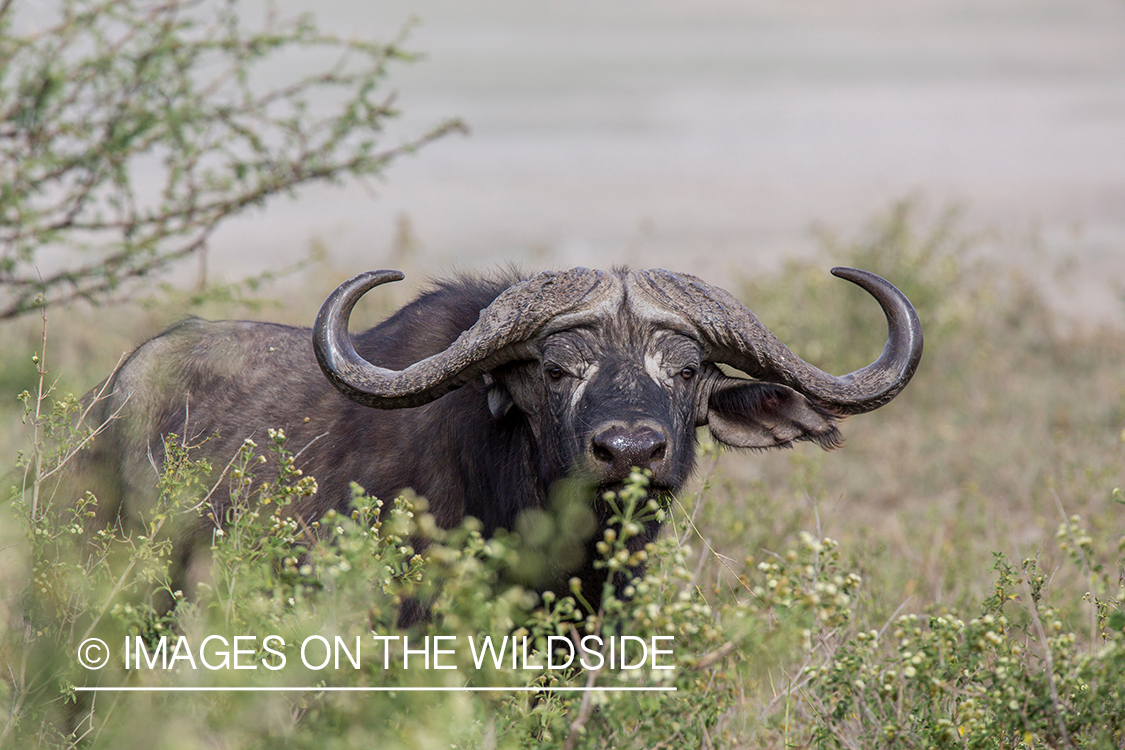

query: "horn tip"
(830, 266), (865, 282)
(340, 269), (406, 296)
(358, 269), (406, 283)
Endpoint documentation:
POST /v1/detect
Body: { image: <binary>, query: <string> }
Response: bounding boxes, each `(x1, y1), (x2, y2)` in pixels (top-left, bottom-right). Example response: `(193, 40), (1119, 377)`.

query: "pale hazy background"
(210, 0), (1125, 323)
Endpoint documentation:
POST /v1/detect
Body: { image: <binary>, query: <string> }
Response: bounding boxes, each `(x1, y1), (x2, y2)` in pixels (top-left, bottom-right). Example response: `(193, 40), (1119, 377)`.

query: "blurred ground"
(197, 0), (1125, 326)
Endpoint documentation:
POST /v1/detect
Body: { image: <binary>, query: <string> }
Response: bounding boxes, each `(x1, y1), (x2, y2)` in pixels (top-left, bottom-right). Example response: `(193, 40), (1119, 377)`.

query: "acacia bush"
(0, 0), (463, 319)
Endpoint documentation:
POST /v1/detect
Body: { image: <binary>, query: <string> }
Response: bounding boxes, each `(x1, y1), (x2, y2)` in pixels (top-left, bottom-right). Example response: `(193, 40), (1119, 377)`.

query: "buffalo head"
(314, 266), (922, 506)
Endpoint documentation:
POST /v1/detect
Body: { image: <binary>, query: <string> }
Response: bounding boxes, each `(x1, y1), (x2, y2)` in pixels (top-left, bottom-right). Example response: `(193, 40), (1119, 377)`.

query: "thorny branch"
(1, 0), (465, 319)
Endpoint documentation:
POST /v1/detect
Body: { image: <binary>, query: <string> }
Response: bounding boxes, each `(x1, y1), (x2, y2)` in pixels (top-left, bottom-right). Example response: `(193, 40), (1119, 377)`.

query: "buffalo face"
(491, 326), (703, 496)
(489, 321), (844, 502)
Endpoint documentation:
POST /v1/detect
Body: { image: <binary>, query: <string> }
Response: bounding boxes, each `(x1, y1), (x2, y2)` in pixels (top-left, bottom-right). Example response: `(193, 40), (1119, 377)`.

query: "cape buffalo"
(69, 266), (922, 611)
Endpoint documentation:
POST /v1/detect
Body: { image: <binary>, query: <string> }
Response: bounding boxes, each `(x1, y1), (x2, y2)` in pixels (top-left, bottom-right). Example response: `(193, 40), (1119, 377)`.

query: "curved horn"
(629, 267), (923, 415)
(313, 268), (621, 409)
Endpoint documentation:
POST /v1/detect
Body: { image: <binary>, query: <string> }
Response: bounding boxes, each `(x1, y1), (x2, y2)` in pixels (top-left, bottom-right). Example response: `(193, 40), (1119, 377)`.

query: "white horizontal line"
(74, 686), (676, 693)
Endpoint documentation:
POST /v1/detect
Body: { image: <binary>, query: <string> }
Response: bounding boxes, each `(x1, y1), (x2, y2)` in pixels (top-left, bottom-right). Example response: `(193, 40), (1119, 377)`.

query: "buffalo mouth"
(547, 469), (677, 516)
(592, 477), (676, 511)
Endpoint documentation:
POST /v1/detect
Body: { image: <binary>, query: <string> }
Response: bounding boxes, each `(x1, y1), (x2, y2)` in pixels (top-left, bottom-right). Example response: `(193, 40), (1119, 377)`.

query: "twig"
(692, 640), (739, 671)
(1017, 562), (1076, 750)
(562, 664), (602, 750)
(1051, 490), (1100, 653)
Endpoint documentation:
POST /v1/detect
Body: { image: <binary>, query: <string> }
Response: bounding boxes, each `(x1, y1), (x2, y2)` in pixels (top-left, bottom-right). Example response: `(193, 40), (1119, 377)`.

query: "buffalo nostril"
(590, 425), (668, 479)
(592, 442), (615, 465)
(642, 433), (667, 463)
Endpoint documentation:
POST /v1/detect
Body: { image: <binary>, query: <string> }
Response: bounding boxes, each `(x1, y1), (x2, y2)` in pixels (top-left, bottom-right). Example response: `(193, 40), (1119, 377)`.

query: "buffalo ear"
(706, 381), (841, 450)
(481, 373), (515, 419)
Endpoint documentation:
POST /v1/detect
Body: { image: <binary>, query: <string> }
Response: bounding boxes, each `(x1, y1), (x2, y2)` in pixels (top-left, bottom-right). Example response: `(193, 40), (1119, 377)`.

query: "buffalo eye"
(680, 366), (696, 381)
(546, 366), (566, 381)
